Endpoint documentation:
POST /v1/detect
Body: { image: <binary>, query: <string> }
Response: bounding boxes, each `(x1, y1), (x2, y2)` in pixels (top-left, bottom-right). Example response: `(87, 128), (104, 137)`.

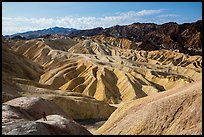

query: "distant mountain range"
(3, 20), (202, 55)
(3, 27), (77, 39)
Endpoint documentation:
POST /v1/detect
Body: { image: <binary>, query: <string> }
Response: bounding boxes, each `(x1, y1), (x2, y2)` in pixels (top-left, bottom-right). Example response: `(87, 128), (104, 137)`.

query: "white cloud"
(2, 9), (175, 35)
(134, 9), (165, 16)
(157, 14), (180, 18)
(119, 9), (165, 17)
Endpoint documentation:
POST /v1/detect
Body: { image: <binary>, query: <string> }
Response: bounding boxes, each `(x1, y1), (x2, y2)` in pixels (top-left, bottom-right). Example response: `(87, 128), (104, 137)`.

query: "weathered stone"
(2, 98), (92, 135)
(96, 80), (202, 135)
(4, 96), (71, 120)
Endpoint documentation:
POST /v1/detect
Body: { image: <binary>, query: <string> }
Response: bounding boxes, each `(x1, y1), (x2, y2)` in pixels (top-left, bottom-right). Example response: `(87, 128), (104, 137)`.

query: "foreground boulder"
(96, 80), (202, 135)
(2, 97), (92, 135)
(2, 114), (91, 135)
(4, 96), (71, 119)
(37, 115), (92, 135)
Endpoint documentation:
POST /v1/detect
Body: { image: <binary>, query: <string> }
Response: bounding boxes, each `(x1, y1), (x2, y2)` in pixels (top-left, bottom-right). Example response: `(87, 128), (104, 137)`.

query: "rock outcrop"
(2, 97), (92, 135)
(96, 80), (202, 135)
(4, 96), (71, 119)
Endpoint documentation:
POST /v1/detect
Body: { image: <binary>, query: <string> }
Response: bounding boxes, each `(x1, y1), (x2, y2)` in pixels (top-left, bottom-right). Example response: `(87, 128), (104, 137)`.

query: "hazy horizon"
(3, 19), (202, 36)
(2, 2), (202, 35)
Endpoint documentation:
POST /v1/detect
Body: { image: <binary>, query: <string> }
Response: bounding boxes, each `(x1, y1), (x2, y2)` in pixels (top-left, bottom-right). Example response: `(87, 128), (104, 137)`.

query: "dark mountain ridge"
(4, 27), (77, 39)
(3, 20), (202, 55)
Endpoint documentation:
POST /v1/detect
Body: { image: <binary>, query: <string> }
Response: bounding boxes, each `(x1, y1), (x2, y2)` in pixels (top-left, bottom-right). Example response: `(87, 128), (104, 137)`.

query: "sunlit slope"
(96, 80), (202, 135)
(10, 38), (202, 104)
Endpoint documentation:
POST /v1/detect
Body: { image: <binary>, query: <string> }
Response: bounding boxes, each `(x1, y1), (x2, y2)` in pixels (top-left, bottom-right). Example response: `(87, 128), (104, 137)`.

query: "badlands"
(2, 21), (202, 135)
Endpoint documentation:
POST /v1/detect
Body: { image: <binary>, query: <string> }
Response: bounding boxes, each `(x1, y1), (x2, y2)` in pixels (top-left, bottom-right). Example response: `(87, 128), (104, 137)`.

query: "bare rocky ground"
(96, 80), (202, 135)
(2, 34), (202, 135)
(76, 119), (107, 134)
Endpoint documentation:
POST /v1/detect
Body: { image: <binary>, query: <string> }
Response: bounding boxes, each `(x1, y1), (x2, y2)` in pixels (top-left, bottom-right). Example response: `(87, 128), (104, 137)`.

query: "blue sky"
(2, 2), (202, 35)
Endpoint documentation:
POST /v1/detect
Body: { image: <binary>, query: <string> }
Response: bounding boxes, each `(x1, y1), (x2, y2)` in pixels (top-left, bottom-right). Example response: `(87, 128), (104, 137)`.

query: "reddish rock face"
(68, 20), (202, 56)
